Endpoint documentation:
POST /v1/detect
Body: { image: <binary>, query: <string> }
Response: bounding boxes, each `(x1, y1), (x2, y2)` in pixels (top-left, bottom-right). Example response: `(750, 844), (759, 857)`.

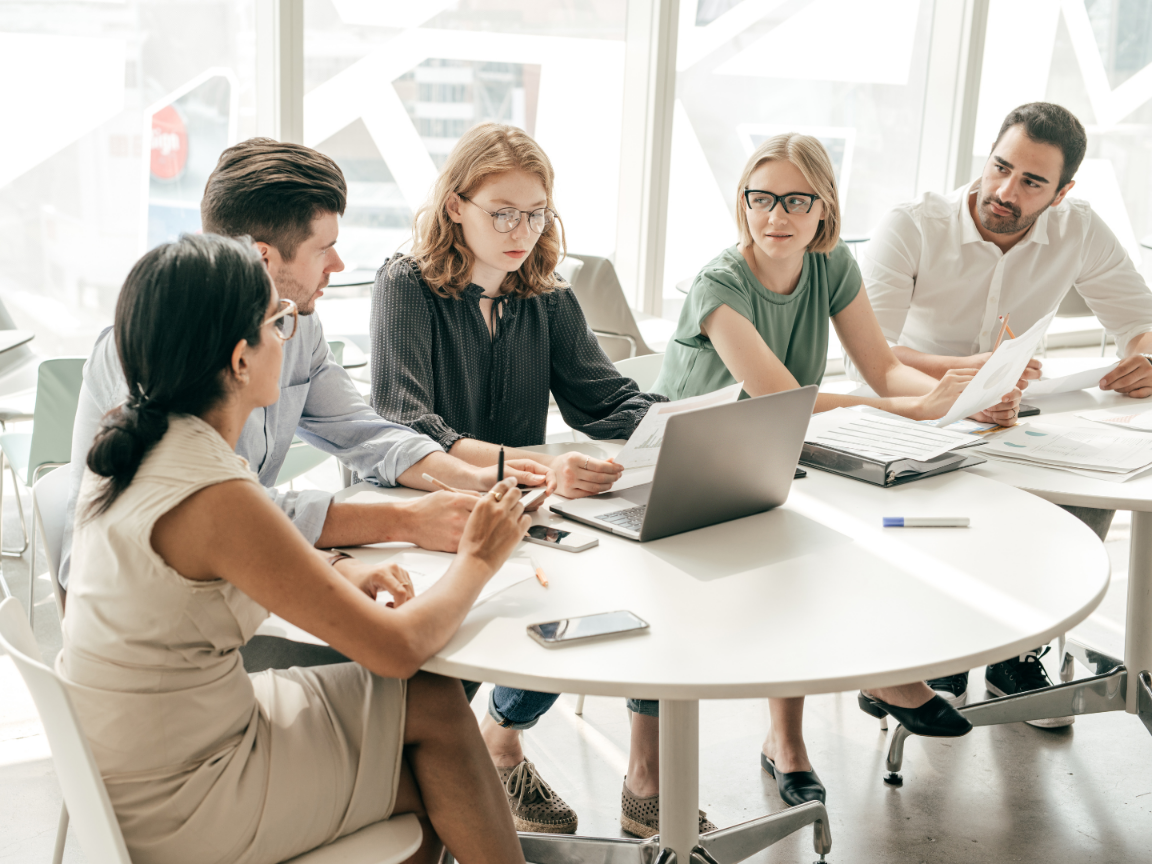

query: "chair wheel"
(884, 772), (903, 787)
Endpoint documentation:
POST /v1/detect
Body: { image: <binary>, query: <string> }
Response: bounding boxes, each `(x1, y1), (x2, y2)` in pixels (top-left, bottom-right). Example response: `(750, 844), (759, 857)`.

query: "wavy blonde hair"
(735, 133), (840, 255)
(408, 123), (567, 299)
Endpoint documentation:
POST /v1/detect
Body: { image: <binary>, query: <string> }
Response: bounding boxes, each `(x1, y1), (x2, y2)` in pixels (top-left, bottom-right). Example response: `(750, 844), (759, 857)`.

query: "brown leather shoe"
(497, 760), (578, 834)
(620, 780), (717, 838)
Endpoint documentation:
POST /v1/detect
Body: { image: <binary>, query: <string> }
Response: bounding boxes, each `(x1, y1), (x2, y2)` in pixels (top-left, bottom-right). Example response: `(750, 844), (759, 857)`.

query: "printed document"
(615, 381), (744, 469)
(806, 409), (974, 463)
(982, 423), (1152, 474)
(347, 549), (536, 606)
(930, 311), (1056, 427)
(1077, 406), (1152, 432)
(1026, 361), (1119, 396)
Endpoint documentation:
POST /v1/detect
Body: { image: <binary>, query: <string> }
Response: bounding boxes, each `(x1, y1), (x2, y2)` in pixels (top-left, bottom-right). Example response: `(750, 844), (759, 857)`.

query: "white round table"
(316, 440), (1108, 864)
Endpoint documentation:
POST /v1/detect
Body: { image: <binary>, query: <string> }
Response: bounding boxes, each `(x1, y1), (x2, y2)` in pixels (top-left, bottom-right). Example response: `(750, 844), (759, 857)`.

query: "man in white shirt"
(860, 101), (1152, 724)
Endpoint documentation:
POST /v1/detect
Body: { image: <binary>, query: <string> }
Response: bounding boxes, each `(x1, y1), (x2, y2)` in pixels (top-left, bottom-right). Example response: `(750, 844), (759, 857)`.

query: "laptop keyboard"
(598, 505), (647, 533)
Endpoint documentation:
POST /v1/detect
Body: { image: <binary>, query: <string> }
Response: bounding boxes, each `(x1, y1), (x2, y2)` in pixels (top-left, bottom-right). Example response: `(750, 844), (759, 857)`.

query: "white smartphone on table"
(522, 523), (598, 552)
(527, 610), (649, 647)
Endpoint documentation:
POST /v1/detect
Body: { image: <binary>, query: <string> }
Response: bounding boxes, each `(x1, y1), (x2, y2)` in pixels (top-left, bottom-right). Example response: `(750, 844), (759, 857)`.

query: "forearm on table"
(384, 557), (495, 666)
(448, 437), (557, 468)
(397, 450), (484, 492)
(314, 500), (418, 548)
(813, 391), (918, 416)
(891, 346), (968, 378)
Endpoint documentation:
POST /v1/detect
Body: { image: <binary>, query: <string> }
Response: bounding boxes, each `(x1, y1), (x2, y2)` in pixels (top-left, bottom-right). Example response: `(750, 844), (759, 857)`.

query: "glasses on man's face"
(459, 195), (557, 234)
(263, 297), (298, 341)
(743, 189), (821, 214)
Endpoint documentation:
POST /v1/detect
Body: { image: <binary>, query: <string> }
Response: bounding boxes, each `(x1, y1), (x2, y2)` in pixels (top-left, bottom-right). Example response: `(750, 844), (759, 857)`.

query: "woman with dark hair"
(59, 233), (529, 864)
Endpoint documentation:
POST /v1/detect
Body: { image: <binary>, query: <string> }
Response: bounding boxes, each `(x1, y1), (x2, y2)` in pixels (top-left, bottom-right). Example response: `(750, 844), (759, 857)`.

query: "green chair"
(0, 358), (85, 625)
(273, 341), (345, 488)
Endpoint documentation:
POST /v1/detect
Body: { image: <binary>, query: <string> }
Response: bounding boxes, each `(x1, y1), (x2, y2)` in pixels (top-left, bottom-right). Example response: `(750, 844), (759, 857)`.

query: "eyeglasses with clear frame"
(458, 195), (558, 234)
(263, 297), (298, 341)
(743, 189), (821, 214)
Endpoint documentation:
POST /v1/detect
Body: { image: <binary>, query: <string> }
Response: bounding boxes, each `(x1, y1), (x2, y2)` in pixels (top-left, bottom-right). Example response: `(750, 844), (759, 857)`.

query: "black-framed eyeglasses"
(263, 297), (298, 341)
(459, 195), (557, 234)
(743, 189), (820, 214)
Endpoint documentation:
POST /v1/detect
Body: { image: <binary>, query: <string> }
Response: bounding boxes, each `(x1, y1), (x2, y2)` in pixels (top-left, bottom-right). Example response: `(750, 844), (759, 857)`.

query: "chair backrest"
(562, 254), (654, 362)
(614, 353), (665, 393)
(327, 339), (345, 366)
(33, 465), (71, 621)
(0, 597), (132, 863)
(1056, 286), (1094, 318)
(28, 358), (86, 486)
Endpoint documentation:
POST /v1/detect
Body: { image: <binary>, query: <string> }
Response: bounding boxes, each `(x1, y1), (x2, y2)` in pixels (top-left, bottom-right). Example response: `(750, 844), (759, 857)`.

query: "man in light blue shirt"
(60, 138), (548, 592)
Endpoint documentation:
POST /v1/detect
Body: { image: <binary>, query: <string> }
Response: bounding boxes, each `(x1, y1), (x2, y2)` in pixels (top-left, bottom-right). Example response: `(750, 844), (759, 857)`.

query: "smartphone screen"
(527, 524), (571, 544)
(529, 610), (648, 644)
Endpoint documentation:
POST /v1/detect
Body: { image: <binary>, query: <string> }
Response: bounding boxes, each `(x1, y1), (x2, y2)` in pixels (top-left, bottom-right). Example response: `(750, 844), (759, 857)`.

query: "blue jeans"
(626, 699), (659, 716)
(462, 681), (560, 730)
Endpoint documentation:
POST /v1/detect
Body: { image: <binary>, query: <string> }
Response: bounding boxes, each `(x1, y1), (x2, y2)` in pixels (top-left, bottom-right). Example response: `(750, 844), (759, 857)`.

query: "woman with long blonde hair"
(369, 123), (692, 839)
(653, 133), (1018, 807)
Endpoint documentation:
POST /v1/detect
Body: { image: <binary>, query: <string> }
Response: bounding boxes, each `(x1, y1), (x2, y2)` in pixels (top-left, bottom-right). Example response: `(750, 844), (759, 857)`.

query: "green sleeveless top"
(652, 241), (860, 400)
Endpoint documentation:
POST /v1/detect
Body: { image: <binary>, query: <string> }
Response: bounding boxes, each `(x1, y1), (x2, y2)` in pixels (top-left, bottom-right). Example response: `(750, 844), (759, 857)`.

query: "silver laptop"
(550, 385), (818, 542)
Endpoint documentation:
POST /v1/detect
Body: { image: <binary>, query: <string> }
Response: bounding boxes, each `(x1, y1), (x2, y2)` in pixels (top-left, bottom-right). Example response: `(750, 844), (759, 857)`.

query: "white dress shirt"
(858, 182), (1152, 368)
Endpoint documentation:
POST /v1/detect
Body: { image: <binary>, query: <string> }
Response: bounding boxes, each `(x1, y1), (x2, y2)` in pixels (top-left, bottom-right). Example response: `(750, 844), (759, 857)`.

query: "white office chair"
(31, 464), (70, 624)
(0, 597), (423, 864)
(614, 353), (665, 393)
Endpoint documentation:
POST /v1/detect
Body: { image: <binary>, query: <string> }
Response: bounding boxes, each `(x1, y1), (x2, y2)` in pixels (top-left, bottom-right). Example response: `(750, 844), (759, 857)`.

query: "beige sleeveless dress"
(58, 415), (406, 864)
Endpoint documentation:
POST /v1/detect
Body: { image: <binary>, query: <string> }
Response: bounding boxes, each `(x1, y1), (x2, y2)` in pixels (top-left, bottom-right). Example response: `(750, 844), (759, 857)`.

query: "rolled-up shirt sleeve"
(296, 316), (442, 485)
(1075, 209), (1152, 355)
(370, 261), (472, 451)
(547, 288), (668, 439)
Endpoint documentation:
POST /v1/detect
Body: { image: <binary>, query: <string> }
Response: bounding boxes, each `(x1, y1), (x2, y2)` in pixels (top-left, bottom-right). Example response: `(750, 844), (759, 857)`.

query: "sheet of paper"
(807, 413), (973, 462)
(1025, 362), (1119, 396)
(353, 550), (536, 606)
(614, 381), (744, 469)
(981, 423), (1152, 473)
(929, 311), (1056, 427)
(1077, 406), (1152, 432)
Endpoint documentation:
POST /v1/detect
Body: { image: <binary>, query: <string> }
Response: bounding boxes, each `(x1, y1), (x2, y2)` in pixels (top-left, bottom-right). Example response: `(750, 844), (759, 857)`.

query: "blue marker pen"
(883, 517), (970, 528)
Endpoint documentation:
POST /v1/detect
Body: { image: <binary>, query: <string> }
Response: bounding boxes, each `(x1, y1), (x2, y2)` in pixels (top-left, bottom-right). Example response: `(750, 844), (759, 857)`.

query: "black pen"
(497, 444), (504, 483)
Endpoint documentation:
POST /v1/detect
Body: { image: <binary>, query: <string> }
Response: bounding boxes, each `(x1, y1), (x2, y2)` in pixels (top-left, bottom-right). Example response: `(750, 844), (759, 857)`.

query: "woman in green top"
(653, 134), (1021, 809)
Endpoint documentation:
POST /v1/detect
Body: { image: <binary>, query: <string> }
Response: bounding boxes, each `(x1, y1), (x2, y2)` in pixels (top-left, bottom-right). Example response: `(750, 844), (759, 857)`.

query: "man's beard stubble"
(976, 190), (1053, 236)
(271, 266), (322, 316)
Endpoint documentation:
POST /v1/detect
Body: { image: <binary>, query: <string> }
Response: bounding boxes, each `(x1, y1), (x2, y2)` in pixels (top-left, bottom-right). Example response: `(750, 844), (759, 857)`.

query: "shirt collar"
(959, 180), (1051, 247)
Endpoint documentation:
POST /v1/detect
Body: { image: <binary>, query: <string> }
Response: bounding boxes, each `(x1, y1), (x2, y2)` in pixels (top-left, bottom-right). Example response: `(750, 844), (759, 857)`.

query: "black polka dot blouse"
(370, 257), (667, 450)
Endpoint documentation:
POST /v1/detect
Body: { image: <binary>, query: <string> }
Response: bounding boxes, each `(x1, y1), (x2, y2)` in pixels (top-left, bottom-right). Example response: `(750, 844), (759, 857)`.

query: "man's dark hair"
(992, 102), (1087, 190)
(201, 138), (347, 261)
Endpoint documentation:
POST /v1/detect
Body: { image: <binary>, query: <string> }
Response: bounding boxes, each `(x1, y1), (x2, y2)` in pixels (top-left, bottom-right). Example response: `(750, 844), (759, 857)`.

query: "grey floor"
(4, 417), (1152, 862)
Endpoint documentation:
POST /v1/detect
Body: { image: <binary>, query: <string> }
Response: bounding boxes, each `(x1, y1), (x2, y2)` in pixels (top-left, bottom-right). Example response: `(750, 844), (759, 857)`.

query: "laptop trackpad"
(597, 483), (652, 507)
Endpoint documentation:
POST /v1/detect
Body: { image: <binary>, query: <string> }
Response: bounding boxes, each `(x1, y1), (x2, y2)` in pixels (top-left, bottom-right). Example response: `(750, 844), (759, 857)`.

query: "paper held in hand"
(1025, 361), (1120, 396)
(614, 381), (744, 469)
(928, 311), (1056, 427)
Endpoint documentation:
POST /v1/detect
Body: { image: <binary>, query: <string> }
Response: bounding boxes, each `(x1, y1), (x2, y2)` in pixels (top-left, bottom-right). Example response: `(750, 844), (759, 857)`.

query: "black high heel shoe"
(760, 752), (826, 806)
(857, 691), (972, 737)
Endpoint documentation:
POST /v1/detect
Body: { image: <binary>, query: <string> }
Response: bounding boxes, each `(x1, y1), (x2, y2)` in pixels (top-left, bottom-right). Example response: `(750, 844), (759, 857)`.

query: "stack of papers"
(1077, 406), (1152, 432)
(981, 422), (1152, 482)
(806, 409), (976, 463)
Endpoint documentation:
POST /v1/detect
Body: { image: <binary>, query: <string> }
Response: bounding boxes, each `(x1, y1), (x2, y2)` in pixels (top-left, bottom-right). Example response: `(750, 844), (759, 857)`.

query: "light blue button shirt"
(59, 313), (442, 588)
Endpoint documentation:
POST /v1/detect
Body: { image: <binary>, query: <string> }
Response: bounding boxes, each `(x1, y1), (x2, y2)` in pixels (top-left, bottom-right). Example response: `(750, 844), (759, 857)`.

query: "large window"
(974, 0), (1152, 271)
(662, 0), (936, 317)
(0, 1), (257, 356)
(303, 1), (627, 287)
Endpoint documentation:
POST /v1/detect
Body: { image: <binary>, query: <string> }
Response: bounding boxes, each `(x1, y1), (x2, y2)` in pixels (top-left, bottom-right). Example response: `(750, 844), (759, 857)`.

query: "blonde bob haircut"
(407, 122), (567, 299)
(735, 133), (840, 255)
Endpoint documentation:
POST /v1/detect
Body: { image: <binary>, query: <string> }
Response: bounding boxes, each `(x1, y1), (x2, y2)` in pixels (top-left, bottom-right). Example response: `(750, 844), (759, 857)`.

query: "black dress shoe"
(760, 753), (826, 806)
(857, 691), (972, 737)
